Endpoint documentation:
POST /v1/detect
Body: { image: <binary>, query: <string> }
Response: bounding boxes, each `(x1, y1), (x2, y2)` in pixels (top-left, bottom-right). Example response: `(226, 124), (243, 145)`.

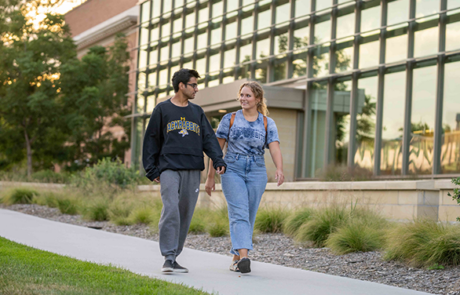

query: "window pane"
(152, 0), (161, 18)
(141, 1), (150, 23)
(138, 72), (146, 93)
(226, 21), (237, 40)
(186, 11), (196, 28)
(386, 26), (408, 63)
(414, 24), (438, 57)
(359, 35), (379, 68)
(196, 57), (206, 75)
(361, 4), (380, 32)
(175, 0), (184, 9)
(335, 39), (353, 73)
(139, 46), (148, 68)
(255, 60), (268, 83)
(409, 65), (437, 175)
(224, 47), (236, 68)
(146, 95), (156, 113)
(388, 0), (409, 26)
(227, 1), (238, 12)
(446, 17), (460, 51)
(199, 7), (209, 23)
(172, 41), (181, 58)
(173, 17), (182, 33)
(159, 68), (168, 85)
(448, 0), (460, 9)
(150, 25), (159, 42)
(256, 38), (270, 59)
(258, 9), (272, 30)
(294, 26), (309, 48)
(416, 0), (439, 18)
(160, 45), (170, 61)
(137, 93), (145, 113)
(308, 81), (328, 177)
(441, 60), (460, 173)
(380, 70), (405, 175)
(209, 53), (221, 72)
(140, 25), (149, 45)
(162, 22), (171, 37)
(212, 1), (223, 17)
(211, 24), (222, 45)
(336, 11), (354, 39)
(164, 0), (172, 13)
(148, 72), (157, 89)
(197, 31), (208, 49)
(240, 40), (253, 63)
(312, 43), (330, 77)
(184, 37), (194, 53)
(149, 47), (158, 65)
(354, 75), (378, 171)
(333, 80), (352, 167)
(274, 32), (288, 54)
(292, 50), (307, 78)
(241, 16), (254, 35)
(314, 16), (331, 43)
(315, 0), (331, 11)
(274, 54), (288, 81)
(276, 2), (290, 24)
(295, 0), (310, 18)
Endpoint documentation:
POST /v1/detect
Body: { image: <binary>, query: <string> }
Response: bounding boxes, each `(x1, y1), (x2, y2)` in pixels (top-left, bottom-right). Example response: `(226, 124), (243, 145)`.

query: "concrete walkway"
(0, 209), (431, 295)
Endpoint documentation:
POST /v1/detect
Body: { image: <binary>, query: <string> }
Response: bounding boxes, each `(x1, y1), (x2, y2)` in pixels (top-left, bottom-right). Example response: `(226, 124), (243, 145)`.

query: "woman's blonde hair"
(237, 81), (269, 116)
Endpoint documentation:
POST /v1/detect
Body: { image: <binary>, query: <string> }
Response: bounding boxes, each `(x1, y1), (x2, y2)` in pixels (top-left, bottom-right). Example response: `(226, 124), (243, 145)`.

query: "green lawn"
(0, 237), (210, 295)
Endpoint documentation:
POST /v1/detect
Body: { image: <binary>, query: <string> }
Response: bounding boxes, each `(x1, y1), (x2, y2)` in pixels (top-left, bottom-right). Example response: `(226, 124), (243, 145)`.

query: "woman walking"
(205, 81), (284, 274)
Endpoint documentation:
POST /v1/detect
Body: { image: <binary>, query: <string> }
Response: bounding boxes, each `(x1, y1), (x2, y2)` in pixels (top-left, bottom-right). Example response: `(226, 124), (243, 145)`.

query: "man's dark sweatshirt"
(142, 98), (226, 181)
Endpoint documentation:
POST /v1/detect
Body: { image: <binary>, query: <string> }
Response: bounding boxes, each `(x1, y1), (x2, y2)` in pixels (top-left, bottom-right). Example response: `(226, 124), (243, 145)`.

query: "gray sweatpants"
(158, 169), (201, 262)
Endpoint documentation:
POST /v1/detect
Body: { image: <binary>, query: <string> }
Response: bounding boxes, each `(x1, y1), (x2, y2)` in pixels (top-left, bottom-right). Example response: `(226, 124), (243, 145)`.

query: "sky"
(28, 0), (87, 26)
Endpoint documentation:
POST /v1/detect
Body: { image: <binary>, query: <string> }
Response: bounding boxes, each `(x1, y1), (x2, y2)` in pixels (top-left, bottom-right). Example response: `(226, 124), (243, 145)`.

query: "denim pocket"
(254, 157), (265, 167)
(225, 154), (236, 163)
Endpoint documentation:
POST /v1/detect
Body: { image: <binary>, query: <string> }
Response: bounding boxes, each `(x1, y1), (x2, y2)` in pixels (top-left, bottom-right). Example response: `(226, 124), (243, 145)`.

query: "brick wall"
(65, 0), (139, 37)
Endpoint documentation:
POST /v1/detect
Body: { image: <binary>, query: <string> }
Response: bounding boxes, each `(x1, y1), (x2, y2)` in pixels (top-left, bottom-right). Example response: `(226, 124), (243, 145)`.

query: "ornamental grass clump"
(4, 188), (39, 205)
(282, 207), (315, 237)
(82, 198), (110, 221)
(206, 206), (229, 237)
(385, 220), (460, 267)
(56, 198), (79, 215)
(129, 207), (156, 225)
(254, 207), (289, 233)
(295, 205), (349, 247)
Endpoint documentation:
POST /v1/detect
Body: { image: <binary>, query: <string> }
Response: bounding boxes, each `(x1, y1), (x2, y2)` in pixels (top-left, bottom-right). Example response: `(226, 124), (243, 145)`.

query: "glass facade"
(133, 0), (460, 178)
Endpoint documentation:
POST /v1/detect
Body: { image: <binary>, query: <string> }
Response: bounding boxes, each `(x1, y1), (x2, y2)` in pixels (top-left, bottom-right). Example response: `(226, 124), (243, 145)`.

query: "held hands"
(153, 177), (160, 183)
(216, 166), (226, 174)
(205, 177), (215, 196)
(275, 169), (284, 187)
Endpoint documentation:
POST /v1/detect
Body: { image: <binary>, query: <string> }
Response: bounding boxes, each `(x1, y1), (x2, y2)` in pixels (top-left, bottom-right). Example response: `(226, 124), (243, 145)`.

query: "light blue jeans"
(221, 152), (268, 256)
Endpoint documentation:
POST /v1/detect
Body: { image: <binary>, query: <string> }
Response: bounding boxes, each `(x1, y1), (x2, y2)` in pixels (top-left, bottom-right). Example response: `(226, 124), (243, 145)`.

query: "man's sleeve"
(201, 112), (227, 171)
(142, 106), (162, 181)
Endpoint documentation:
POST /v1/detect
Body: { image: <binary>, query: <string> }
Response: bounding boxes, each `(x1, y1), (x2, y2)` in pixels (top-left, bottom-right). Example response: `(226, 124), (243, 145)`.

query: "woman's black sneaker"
(237, 257), (251, 273)
(161, 260), (174, 273)
(173, 261), (189, 273)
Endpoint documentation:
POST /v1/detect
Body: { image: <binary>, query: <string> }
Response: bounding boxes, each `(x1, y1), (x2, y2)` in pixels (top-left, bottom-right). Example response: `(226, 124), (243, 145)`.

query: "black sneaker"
(173, 261), (189, 273)
(161, 260), (174, 273)
(237, 257), (251, 273)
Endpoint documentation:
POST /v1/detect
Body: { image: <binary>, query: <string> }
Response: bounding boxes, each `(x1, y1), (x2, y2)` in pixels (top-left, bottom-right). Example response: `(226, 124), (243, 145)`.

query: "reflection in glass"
(150, 24), (159, 42)
(295, 0), (310, 18)
(159, 68), (168, 86)
(314, 16), (331, 43)
(256, 38), (270, 59)
(292, 50), (307, 78)
(381, 70), (405, 175)
(336, 11), (355, 40)
(226, 21), (237, 40)
(149, 47), (158, 65)
(354, 76), (378, 171)
(416, 0), (439, 18)
(137, 94), (145, 113)
(332, 80), (352, 167)
(308, 81), (328, 177)
(160, 45), (170, 62)
(409, 65), (436, 175)
(137, 72), (146, 93)
(146, 95), (156, 114)
(148, 72), (157, 89)
(255, 60), (268, 83)
(312, 43), (330, 77)
(441, 61), (460, 173)
(361, 4), (380, 32)
(387, 0), (409, 26)
(446, 20), (460, 51)
(274, 32), (289, 55)
(258, 9), (271, 30)
(414, 26), (438, 57)
(140, 25), (149, 45)
(335, 38), (353, 73)
(359, 36), (379, 68)
(294, 26), (309, 48)
(386, 27), (408, 63)
(139, 46), (148, 68)
(240, 40), (252, 63)
(241, 16), (254, 35)
(274, 54), (288, 81)
(276, 2), (290, 24)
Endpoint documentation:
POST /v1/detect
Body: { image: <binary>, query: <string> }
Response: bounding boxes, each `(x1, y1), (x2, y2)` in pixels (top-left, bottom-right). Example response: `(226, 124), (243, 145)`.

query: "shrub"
(295, 206), (349, 247)
(129, 207), (156, 225)
(255, 207), (289, 233)
(326, 221), (386, 255)
(30, 171), (71, 184)
(108, 198), (134, 226)
(4, 188), (39, 205)
(282, 208), (315, 237)
(385, 220), (460, 267)
(56, 198), (79, 215)
(71, 158), (139, 192)
(34, 192), (59, 208)
(188, 213), (206, 234)
(82, 199), (110, 221)
(207, 221), (228, 237)
(447, 177), (460, 221)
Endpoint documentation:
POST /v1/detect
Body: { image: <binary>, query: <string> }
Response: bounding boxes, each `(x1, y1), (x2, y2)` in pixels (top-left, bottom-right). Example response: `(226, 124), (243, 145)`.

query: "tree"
(0, 0), (76, 176)
(59, 34), (131, 170)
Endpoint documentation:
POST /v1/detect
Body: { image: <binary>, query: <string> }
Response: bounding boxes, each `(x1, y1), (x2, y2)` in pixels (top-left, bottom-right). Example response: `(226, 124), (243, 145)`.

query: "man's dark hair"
(171, 69), (200, 93)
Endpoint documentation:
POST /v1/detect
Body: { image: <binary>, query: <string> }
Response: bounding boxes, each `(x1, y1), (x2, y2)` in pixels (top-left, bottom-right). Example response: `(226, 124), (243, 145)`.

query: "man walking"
(142, 69), (226, 273)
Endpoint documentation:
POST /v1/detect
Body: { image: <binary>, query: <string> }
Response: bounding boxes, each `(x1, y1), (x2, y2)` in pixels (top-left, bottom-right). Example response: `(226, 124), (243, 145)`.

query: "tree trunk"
(24, 129), (33, 177)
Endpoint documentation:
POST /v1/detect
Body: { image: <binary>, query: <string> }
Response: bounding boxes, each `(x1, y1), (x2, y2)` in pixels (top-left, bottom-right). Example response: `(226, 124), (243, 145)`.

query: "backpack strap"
(228, 112), (268, 146)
